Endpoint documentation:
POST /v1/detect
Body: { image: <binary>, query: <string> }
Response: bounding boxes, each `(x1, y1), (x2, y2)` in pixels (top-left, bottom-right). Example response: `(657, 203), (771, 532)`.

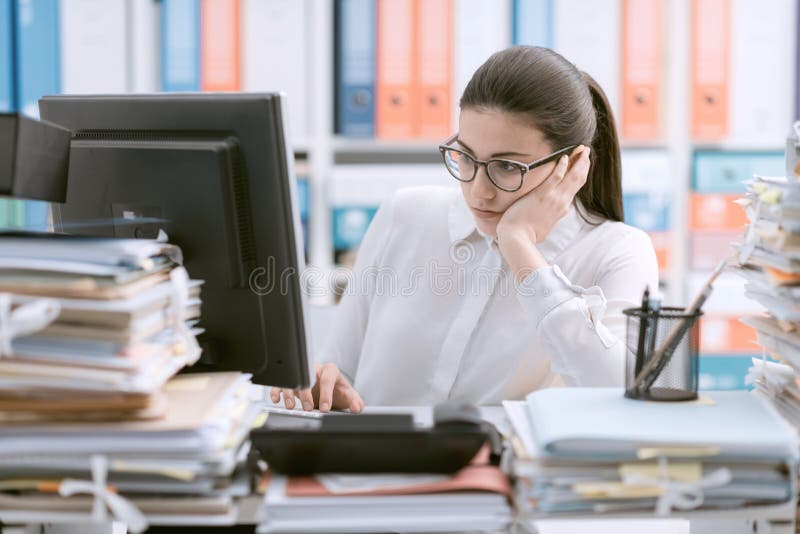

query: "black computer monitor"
(39, 93), (313, 389)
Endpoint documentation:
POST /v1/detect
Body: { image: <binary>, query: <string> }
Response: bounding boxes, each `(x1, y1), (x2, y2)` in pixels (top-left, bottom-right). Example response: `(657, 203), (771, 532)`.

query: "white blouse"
(323, 185), (660, 405)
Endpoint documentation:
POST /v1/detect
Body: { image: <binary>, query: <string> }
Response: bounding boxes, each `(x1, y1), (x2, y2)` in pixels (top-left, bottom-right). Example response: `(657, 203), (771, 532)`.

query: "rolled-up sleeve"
(322, 197), (395, 382)
(516, 229), (660, 386)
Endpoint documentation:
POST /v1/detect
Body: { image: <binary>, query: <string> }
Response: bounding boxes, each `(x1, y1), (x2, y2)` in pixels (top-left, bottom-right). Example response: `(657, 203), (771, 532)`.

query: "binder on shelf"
(375, 0), (415, 139)
(700, 315), (757, 354)
(648, 231), (670, 274)
(692, 150), (784, 194)
(512, 0), (552, 47)
(242, 0), (310, 146)
(160, 0), (200, 92)
(689, 193), (748, 232)
(730, 0), (794, 145)
(129, 0), (160, 93)
(689, 231), (739, 271)
(454, 0), (510, 130)
(333, 206), (378, 251)
(335, 0), (376, 137)
(22, 200), (49, 230)
(620, 0), (663, 141)
(0, 0), (14, 112)
(698, 354), (755, 390)
(200, 0), (240, 92)
(553, 0), (621, 120)
(622, 192), (669, 233)
(59, 0), (128, 94)
(15, 0), (60, 119)
(415, 0), (452, 139)
(691, 0), (730, 140)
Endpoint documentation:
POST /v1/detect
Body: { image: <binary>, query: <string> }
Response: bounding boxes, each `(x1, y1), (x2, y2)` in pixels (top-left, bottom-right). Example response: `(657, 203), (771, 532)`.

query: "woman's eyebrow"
(455, 138), (531, 159)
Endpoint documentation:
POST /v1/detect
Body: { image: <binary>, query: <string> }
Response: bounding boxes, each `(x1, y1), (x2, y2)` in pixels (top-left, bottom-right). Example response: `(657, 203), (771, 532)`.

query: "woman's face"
(456, 107), (557, 238)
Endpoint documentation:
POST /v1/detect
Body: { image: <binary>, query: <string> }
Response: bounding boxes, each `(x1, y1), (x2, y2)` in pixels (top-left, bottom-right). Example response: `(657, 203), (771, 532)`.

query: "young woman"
(272, 46), (659, 412)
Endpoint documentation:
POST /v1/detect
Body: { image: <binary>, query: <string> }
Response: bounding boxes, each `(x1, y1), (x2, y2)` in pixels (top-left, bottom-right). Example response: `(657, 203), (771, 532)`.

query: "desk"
(3, 405), (796, 534)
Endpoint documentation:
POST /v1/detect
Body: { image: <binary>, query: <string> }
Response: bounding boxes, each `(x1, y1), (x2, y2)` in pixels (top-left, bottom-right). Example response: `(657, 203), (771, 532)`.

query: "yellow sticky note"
(637, 446), (720, 460)
(165, 376), (210, 392)
(572, 481), (663, 499)
(619, 462), (702, 483)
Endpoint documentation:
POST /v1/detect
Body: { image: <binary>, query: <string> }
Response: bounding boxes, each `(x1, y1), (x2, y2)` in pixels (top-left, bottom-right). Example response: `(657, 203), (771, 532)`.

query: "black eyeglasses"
(438, 134), (577, 192)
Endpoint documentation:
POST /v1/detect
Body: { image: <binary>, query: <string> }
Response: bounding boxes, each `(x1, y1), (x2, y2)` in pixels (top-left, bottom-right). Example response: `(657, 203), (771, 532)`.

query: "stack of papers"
(256, 460), (513, 532)
(506, 388), (797, 518)
(0, 234), (202, 421)
(736, 174), (800, 530)
(0, 234), (265, 530)
(735, 175), (800, 386)
(0, 372), (261, 529)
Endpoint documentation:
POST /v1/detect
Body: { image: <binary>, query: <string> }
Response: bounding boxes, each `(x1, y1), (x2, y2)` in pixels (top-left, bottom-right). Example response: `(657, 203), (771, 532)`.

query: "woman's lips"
(471, 206), (501, 219)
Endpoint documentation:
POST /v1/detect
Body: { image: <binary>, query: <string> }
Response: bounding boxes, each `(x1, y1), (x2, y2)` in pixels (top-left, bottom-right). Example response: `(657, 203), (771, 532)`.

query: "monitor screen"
(39, 93), (313, 389)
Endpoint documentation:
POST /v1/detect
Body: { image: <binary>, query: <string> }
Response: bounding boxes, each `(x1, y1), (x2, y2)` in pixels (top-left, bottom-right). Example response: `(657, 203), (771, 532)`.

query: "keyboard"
(264, 405), (326, 419)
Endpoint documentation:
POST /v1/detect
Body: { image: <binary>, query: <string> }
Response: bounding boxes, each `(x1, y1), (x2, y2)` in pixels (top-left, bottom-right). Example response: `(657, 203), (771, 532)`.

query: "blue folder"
(160, 0), (200, 92)
(512, 0), (553, 47)
(526, 388), (798, 461)
(335, 0), (375, 137)
(0, 0), (15, 112)
(15, 0), (59, 119)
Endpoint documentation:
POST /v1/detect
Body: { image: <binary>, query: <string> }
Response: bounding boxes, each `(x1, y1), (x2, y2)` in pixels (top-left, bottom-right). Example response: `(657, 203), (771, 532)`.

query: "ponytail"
(578, 72), (623, 223)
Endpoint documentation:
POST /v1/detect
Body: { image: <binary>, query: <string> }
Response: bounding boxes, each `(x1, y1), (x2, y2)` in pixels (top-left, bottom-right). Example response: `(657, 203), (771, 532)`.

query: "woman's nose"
(471, 165), (496, 200)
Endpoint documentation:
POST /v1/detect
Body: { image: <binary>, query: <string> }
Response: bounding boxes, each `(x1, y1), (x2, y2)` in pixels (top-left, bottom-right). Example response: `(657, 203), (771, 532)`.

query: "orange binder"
(701, 315), (757, 354)
(376, 0), (416, 139)
(648, 231), (670, 273)
(691, 0), (730, 140)
(415, 0), (452, 139)
(200, 0), (241, 91)
(621, 0), (663, 141)
(689, 193), (748, 232)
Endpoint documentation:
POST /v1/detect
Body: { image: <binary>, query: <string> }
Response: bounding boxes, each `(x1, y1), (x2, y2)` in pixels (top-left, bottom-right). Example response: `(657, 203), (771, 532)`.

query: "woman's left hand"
(496, 145), (591, 248)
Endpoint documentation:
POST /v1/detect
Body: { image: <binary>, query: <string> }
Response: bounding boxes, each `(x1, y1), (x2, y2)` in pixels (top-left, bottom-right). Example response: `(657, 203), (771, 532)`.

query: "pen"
(633, 287), (650, 377)
(646, 291), (663, 363)
(632, 259), (727, 393)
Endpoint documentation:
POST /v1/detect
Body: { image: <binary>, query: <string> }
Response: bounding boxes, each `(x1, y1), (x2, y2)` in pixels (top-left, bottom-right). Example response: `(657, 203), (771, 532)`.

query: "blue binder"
(692, 150), (785, 194)
(160, 0), (200, 92)
(0, 0), (15, 112)
(15, 0), (59, 119)
(22, 199), (49, 230)
(698, 354), (759, 391)
(333, 206), (377, 251)
(512, 0), (553, 47)
(623, 192), (669, 232)
(335, 0), (375, 137)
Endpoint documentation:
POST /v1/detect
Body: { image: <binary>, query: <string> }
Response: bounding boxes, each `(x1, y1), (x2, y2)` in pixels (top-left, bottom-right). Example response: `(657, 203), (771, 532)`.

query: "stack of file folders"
(0, 234), (264, 531)
(735, 175), (800, 424)
(504, 388), (798, 519)
(256, 453), (513, 533)
(735, 174), (800, 530)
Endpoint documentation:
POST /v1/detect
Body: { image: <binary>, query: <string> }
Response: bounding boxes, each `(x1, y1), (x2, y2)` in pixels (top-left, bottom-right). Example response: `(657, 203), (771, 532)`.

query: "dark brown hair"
(459, 46), (623, 223)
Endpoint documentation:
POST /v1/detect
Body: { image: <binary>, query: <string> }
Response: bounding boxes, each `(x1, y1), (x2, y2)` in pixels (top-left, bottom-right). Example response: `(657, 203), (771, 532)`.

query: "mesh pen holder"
(624, 307), (702, 402)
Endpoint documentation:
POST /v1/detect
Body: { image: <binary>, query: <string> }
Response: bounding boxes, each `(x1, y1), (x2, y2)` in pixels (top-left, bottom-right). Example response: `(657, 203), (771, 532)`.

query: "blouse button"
(543, 287), (552, 297)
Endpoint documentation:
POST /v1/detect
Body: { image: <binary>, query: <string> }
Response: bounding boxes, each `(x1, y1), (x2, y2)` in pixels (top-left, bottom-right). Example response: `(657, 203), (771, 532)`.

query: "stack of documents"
(0, 234), (203, 421)
(736, 174), (800, 530)
(256, 461), (513, 532)
(735, 175), (800, 392)
(0, 372), (262, 529)
(0, 235), (266, 530)
(505, 388), (797, 518)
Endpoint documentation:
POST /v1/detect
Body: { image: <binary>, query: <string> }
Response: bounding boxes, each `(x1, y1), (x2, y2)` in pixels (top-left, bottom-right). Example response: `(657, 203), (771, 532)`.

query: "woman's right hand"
(269, 363), (365, 413)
